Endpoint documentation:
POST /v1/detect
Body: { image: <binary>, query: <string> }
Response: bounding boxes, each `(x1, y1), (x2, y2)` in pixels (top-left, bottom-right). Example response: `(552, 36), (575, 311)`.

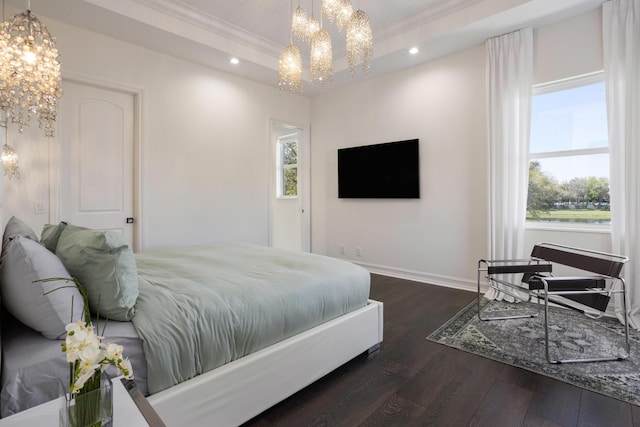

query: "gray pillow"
(0, 235), (85, 339)
(2, 216), (39, 256)
(55, 224), (138, 321)
(40, 221), (68, 253)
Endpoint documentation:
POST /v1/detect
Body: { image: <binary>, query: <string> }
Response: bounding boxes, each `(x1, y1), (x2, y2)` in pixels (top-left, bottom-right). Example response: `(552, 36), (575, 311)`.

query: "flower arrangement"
(63, 320), (133, 394)
(38, 277), (133, 426)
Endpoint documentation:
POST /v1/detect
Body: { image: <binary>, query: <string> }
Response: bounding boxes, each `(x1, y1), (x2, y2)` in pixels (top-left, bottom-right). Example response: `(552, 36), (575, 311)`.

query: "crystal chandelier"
(1, 142), (20, 179)
(0, 3), (62, 137)
(321, 0), (340, 24)
(1, 121), (19, 179)
(310, 28), (333, 86)
(335, 0), (353, 32)
(346, 9), (373, 77)
(279, 43), (303, 93)
(280, 1), (303, 93)
(278, 0), (373, 93)
(291, 3), (308, 42)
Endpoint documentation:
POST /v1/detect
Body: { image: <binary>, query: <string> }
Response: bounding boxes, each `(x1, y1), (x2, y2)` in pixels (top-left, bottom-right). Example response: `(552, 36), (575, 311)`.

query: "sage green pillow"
(40, 221), (67, 253)
(55, 224), (138, 321)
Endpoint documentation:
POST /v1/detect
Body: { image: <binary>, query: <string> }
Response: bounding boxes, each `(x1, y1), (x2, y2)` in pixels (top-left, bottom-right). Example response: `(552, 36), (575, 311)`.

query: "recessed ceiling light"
(409, 47), (419, 55)
(230, 57), (240, 65)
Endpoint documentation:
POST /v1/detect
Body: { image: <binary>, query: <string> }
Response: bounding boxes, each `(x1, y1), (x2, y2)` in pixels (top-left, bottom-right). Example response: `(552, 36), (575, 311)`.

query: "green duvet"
(132, 243), (370, 394)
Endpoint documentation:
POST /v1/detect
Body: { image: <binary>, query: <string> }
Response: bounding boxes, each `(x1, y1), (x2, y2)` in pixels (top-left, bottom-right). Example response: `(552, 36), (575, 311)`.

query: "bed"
(0, 217), (383, 426)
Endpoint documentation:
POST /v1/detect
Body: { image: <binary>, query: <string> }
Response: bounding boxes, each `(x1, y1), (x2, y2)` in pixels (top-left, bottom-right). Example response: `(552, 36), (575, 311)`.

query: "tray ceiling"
(5, 0), (605, 96)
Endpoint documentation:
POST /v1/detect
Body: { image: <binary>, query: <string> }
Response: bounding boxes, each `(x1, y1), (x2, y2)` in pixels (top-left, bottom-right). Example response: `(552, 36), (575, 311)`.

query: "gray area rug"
(427, 298), (640, 405)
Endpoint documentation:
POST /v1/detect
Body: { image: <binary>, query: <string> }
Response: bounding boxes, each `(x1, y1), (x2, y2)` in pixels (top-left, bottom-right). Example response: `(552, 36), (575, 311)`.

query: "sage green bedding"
(132, 243), (370, 394)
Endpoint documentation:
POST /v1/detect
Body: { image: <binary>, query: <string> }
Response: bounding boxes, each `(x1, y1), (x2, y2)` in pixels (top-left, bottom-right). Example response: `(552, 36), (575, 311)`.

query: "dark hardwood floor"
(243, 274), (640, 427)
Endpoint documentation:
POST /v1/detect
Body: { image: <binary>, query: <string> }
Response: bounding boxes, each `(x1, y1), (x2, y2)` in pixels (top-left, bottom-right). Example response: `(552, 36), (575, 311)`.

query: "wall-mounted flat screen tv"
(338, 139), (420, 199)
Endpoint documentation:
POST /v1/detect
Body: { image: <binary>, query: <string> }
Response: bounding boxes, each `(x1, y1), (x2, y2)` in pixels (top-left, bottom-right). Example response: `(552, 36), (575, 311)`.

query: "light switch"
(34, 201), (45, 214)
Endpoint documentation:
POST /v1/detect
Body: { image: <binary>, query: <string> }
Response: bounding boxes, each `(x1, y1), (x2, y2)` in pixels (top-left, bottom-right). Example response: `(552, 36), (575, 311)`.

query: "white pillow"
(0, 235), (86, 339)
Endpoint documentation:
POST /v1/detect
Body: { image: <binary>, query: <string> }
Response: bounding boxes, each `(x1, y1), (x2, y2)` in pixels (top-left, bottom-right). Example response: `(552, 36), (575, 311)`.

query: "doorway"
(269, 121), (310, 252)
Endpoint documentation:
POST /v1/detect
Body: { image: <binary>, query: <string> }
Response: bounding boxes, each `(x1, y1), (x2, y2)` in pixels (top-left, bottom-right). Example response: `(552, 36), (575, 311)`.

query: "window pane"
(282, 141), (298, 165)
(527, 155), (610, 224)
(283, 167), (297, 196)
(528, 78), (610, 225)
(532, 153), (609, 183)
(530, 82), (608, 153)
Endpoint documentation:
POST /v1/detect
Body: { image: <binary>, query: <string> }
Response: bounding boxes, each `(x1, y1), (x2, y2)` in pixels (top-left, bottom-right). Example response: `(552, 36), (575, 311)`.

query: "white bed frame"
(148, 299), (384, 426)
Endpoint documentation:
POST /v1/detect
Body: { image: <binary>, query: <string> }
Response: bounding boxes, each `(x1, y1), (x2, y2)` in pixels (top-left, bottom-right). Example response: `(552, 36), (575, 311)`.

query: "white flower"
(119, 358), (133, 379)
(104, 343), (123, 360)
(62, 320), (134, 394)
(72, 366), (100, 393)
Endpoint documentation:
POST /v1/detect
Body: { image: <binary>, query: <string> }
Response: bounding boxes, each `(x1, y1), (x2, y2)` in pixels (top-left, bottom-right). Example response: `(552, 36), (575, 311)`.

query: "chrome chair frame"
(478, 243), (630, 364)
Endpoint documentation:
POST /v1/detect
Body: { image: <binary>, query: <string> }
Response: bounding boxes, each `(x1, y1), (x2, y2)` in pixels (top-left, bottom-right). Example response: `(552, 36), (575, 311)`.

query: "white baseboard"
(357, 261), (620, 319)
(353, 261), (477, 293)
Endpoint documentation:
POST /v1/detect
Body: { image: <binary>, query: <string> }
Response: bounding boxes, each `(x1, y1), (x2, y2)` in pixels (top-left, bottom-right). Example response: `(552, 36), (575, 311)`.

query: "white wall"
(533, 8), (603, 85)
(311, 46), (488, 290)
(310, 8), (607, 291)
(1, 9), (311, 252)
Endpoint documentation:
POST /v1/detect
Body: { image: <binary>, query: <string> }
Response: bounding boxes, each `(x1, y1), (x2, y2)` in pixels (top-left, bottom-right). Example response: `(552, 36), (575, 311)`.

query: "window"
(527, 74), (610, 225)
(276, 134), (298, 198)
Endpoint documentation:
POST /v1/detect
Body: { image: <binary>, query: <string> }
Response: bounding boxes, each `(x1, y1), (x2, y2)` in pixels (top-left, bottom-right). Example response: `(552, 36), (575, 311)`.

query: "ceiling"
(6, 0), (605, 96)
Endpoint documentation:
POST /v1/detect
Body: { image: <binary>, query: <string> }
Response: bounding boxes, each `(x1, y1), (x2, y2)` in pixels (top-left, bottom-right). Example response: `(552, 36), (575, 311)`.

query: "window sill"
(525, 222), (611, 234)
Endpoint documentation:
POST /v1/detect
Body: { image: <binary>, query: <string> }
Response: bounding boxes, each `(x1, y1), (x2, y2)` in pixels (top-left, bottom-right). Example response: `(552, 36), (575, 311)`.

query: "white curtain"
(603, 0), (640, 328)
(485, 29), (533, 300)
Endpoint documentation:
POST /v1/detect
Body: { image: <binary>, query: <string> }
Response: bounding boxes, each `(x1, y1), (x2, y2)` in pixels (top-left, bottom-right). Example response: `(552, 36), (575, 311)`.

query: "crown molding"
(88, 0), (283, 58)
(375, 0), (487, 40)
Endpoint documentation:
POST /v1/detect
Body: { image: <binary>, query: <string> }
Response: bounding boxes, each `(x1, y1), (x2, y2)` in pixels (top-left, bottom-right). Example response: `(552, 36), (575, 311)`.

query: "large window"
(527, 74), (610, 225)
(276, 134), (298, 198)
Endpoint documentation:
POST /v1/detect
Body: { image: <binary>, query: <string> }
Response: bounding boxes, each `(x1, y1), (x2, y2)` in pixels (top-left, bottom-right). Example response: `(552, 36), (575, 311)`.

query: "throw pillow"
(40, 221), (68, 253)
(55, 224), (138, 321)
(0, 235), (85, 339)
(2, 216), (39, 256)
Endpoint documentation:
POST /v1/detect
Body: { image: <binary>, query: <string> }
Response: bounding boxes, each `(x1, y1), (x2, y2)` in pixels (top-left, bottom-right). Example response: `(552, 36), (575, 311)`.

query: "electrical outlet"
(356, 247), (362, 257)
(340, 245), (346, 255)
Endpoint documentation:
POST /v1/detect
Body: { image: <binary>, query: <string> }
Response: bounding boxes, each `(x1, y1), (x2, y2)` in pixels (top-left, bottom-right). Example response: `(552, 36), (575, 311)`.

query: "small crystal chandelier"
(291, 2), (308, 42)
(305, 13), (319, 43)
(310, 28), (333, 86)
(280, 1), (303, 93)
(346, 9), (373, 77)
(1, 121), (20, 179)
(279, 43), (303, 93)
(0, 1), (62, 137)
(1, 142), (20, 179)
(335, 0), (353, 32)
(321, 0), (340, 24)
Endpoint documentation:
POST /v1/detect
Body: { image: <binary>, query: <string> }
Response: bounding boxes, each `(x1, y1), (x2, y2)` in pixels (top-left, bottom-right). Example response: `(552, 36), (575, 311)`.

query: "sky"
(530, 81), (609, 184)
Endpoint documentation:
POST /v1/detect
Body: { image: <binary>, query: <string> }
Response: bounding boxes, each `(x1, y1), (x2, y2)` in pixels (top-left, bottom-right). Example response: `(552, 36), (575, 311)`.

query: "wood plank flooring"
(243, 274), (639, 426)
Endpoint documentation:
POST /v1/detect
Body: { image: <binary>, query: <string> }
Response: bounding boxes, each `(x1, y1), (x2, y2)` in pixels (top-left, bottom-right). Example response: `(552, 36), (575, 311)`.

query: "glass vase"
(59, 373), (113, 427)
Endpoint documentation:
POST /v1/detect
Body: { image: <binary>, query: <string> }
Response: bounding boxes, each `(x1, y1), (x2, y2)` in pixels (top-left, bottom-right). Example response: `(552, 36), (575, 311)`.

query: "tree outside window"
(277, 135), (298, 198)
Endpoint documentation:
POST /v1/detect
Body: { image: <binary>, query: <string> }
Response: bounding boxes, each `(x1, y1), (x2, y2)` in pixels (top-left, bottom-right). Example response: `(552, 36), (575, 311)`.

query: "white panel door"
(58, 81), (134, 246)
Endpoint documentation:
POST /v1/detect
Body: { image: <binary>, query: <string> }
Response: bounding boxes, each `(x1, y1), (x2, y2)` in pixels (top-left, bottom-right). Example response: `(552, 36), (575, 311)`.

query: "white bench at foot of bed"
(148, 299), (384, 426)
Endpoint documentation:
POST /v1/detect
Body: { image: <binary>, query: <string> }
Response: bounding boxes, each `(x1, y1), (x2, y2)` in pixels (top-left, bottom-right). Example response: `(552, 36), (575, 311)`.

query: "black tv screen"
(338, 139), (420, 199)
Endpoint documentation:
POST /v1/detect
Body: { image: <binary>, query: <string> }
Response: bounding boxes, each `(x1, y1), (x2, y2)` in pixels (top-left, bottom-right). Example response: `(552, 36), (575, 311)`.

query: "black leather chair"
(477, 243), (629, 363)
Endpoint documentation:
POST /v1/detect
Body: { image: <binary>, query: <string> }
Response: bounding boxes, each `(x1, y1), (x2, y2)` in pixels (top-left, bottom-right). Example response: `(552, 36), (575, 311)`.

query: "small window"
(276, 135), (298, 198)
(527, 75), (610, 225)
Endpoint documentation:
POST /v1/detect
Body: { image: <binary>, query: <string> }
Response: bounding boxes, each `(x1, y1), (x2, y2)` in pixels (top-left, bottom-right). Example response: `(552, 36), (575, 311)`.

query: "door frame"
(268, 119), (311, 252)
(50, 71), (144, 252)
